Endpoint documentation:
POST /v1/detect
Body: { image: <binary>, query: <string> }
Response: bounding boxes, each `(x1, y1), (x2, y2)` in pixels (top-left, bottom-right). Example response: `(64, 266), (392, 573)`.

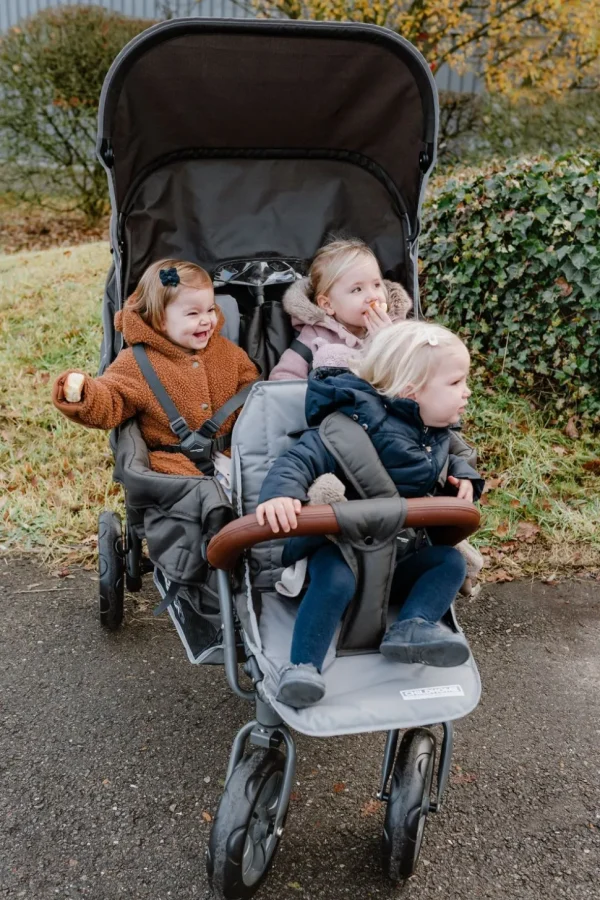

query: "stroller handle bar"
(207, 498), (481, 571)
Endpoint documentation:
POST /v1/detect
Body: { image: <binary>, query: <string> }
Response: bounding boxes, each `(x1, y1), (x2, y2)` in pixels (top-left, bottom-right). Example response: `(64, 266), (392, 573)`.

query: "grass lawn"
(1, 242), (599, 579)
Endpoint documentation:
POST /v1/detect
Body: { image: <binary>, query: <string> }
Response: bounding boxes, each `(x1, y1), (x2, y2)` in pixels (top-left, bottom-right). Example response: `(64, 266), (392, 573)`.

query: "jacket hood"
(282, 276), (413, 335)
(305, 368), (429, 433)
(114, 300), (225, 358)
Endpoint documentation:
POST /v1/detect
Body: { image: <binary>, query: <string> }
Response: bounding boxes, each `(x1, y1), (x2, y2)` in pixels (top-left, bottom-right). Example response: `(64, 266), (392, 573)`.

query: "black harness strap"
(132, 344), (255, 473)
(153, 579), (180, 616)
(290, 338), (313, 370)
(132, 344), (189, 439)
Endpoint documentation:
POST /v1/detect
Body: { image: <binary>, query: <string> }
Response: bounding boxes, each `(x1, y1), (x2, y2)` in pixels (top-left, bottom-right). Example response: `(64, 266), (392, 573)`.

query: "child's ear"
(316, 293), (333, 315)
(401, 383), (417, 401)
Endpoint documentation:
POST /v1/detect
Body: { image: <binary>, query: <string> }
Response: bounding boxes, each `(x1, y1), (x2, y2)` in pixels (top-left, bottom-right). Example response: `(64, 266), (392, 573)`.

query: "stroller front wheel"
(98, 510), (125, 631)
(207, 749), (287, 899)
(381, 727), (436, 882)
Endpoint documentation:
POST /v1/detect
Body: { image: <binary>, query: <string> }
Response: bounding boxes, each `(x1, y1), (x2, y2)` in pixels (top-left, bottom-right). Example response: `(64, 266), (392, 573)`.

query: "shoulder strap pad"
(318, 412), (397, 500)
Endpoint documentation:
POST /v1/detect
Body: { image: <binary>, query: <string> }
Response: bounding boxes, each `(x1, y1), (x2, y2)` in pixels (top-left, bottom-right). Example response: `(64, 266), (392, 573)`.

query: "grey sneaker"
(380, 617), (470, 667)
(276, 664), (326, 708)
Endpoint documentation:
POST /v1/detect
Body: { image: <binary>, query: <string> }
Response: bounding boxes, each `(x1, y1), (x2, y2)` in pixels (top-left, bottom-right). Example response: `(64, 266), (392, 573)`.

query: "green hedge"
(420, 152), (600, 426)
(0, 7), (153, 222)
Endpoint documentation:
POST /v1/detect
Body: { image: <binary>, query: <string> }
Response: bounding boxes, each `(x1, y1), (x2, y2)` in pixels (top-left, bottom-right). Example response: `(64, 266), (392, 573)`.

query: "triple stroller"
(94, 18), (481, 898)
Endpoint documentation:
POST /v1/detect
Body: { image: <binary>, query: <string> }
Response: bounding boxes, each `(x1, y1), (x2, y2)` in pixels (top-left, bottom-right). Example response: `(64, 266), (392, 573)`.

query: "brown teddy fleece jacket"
(52, 302), (258, 477)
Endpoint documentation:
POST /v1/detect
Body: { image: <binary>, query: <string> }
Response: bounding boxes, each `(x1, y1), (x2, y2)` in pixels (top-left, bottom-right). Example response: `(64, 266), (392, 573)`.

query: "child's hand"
(364, 302), (393, 334)
(63, 372), (85, 403)
(256, 497), (302, 533)
(447, 476), (474, 502)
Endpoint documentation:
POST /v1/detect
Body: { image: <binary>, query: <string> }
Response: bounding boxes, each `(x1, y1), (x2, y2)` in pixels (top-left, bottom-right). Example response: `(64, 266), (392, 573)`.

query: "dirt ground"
(1, 555), (599, 899)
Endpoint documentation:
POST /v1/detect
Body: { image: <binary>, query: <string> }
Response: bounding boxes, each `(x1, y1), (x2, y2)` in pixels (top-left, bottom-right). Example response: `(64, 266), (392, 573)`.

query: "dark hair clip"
(159, 267), (180, 287)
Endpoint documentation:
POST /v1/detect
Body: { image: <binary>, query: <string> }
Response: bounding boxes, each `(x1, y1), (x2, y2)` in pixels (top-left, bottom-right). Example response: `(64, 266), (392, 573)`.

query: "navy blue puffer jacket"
(258, 369), (484, 505)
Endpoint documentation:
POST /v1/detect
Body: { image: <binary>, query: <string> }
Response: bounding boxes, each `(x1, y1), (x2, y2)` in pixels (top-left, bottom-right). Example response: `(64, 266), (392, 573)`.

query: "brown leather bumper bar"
(207, 498), (480, 571)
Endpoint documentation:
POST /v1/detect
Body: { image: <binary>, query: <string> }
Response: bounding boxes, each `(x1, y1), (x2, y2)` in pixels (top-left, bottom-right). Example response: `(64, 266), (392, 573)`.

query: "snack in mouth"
(64, 372), (85, 402)
(369, 300), (388, 312)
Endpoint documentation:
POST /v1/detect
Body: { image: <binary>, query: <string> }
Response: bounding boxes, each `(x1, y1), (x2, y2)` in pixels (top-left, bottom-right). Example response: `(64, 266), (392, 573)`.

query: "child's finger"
(293, 499), (302, 514)
(284, 499), (298, 530)
(256, 504), (265, 526)
(275, 502), (292, 533)
(447, 475), (459, 487)
(266, 505), (280, 533)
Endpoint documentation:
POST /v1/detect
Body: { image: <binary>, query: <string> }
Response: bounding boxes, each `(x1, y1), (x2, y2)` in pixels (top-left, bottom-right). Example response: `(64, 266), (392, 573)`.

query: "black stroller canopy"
(99, 19), (437, 222)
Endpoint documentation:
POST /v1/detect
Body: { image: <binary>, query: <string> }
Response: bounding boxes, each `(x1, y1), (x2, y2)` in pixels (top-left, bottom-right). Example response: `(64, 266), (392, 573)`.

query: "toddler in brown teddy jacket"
(52, 259), (258, 478)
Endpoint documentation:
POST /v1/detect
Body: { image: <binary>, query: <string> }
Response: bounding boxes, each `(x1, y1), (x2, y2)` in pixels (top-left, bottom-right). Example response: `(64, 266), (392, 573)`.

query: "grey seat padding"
(216, 294), (240, 345)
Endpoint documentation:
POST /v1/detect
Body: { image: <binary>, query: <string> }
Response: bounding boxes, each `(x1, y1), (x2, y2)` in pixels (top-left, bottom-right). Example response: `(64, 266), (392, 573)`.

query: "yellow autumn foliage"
(254, 0), (600, 96)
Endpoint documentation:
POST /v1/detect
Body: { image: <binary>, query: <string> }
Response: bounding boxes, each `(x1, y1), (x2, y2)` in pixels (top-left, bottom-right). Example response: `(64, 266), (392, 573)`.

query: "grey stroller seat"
(229, 380), (481, 737)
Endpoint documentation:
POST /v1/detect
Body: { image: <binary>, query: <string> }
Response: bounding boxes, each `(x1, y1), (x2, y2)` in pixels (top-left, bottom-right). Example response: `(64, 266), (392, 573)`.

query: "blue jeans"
(282, 536), (467, 671)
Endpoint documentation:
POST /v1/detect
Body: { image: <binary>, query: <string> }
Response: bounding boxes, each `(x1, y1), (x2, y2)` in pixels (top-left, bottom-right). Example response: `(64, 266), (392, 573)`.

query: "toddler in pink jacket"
(269, 238), (412, 380)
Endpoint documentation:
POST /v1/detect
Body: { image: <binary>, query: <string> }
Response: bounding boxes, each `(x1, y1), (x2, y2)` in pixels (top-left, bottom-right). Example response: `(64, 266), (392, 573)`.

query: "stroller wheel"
(98, 511), (125, 631)
(381, 727), (436, 882)
(207, 749), (287, 899)
(125, 523), (144, 593)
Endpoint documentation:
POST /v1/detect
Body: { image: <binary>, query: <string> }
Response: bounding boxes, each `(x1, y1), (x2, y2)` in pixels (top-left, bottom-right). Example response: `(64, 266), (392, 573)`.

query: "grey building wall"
(0, 0), (482, 92)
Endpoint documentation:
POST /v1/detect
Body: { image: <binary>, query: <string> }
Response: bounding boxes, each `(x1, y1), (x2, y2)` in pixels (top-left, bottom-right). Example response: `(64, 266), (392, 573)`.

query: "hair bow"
(159, 267), (180, 287)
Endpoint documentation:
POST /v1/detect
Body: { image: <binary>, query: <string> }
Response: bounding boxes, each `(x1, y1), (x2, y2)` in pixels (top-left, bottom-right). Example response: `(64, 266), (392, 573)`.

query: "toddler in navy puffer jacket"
(256, 320), (484, 709)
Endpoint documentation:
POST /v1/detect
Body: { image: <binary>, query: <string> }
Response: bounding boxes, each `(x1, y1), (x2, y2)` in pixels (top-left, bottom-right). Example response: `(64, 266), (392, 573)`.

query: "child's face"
(410, 345), (472, 428)
(161, 285), (218, 351)
(317, 256), (387, 331)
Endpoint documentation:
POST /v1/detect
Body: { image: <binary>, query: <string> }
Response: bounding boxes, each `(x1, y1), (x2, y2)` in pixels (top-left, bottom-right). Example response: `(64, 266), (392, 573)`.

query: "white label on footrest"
(401, 685), (464, 701)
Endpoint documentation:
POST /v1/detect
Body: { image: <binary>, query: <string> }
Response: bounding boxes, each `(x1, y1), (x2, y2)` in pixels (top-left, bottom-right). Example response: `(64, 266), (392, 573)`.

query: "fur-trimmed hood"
(282, 276), (412, 335)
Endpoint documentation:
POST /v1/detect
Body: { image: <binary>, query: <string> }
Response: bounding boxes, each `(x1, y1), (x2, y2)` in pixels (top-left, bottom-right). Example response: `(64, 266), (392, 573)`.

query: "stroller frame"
(92, 17), (483, 896)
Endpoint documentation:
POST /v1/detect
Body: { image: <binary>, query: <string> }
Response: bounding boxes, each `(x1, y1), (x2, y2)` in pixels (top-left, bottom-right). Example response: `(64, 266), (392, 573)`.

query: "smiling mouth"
(194, 329), (211, 340)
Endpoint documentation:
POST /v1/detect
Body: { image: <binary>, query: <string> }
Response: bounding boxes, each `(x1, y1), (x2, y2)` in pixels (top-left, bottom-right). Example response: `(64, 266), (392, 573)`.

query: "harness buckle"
(199, 418), (219, 439)
(179, 430), (213, 464)
(170, 416), (191, 440)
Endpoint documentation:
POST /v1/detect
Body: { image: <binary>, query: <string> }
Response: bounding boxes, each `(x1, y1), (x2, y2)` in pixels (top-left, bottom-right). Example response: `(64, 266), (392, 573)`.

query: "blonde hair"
(309, 238), (383, 301)
(127, 259), (213, 330)
(350, 320), (467, 399)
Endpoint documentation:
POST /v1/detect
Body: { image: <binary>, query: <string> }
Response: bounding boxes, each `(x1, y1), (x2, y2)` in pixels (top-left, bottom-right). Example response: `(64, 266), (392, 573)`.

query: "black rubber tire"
(382, 727), (436, 882)
(98, 511), (125, 631)
(125, 525), (143, 593)
(125, 572), (143, 593)
(207, 750), (287, 900)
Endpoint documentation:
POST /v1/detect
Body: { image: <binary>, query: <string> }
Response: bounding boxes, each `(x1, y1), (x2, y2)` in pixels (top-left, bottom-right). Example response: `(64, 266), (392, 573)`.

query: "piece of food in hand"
(368, 300), (388, 312)
(64, 372), (85, 403)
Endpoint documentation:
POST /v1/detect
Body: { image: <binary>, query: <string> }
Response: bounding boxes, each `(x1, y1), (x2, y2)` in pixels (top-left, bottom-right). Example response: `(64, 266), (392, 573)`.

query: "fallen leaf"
(564, 417), (579, 440)
(290, 791), (301, 802)
(485, 569), (513, 583)
(495, 523), (509, 537)
(201, 811), (212, 823)
(482, 476), (503, 494)
(287, 883), (303, 891)
(582, 460), (600, 475)
(361, 799), (383, 817)
(56, 568), (70, 578)
(552, 444), (568, 456)
(332, 782), (346, 794)
(515, 521), (541, 543)
(451, 772), (477, 785)
(509, 499), (521, 508)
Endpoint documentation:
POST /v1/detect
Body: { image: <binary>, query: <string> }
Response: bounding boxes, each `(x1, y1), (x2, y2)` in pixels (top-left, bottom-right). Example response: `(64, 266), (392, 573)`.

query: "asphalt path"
(1, 556), (599, 899)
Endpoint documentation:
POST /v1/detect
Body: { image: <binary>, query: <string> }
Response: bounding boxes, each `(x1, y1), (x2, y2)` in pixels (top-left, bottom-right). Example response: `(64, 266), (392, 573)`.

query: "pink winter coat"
(269, 277), (413, 380)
